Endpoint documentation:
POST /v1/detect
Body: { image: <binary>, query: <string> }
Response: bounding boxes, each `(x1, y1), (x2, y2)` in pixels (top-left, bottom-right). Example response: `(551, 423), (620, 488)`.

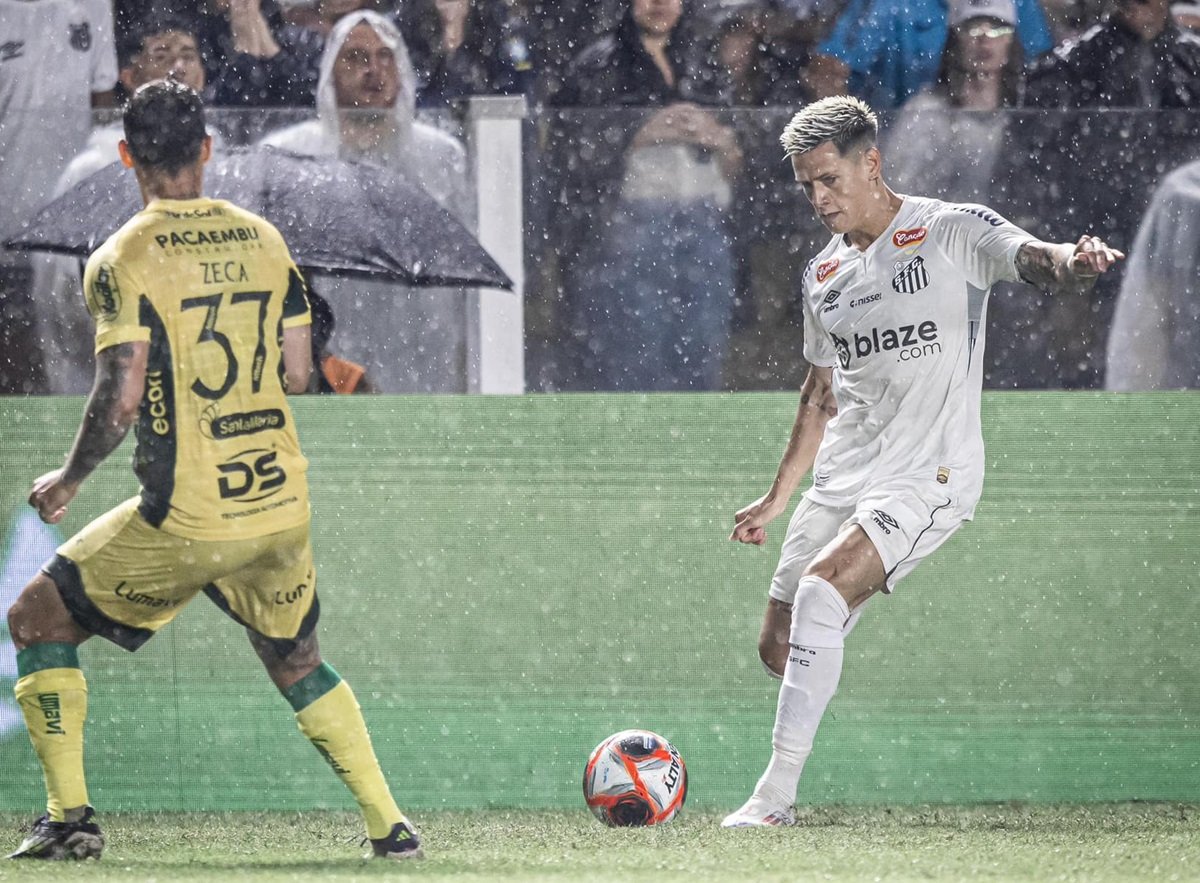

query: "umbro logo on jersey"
(820, 290), (842, 312)
(871, 510), (899, 534)
(892, 256), (929, 294)
(815, 258), (840, 283)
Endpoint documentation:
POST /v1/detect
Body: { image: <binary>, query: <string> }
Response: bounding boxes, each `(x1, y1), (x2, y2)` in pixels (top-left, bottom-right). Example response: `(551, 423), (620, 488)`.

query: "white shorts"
(769, 480), (968, 603)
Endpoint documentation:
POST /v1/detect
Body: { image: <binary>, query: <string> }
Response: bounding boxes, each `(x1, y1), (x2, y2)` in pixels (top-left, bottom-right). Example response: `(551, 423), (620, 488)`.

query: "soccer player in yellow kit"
(5, 80), (421, 862)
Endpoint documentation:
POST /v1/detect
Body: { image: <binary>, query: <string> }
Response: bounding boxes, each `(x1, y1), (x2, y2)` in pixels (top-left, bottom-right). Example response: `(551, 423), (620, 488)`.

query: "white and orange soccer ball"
(582, 729), (687, 826)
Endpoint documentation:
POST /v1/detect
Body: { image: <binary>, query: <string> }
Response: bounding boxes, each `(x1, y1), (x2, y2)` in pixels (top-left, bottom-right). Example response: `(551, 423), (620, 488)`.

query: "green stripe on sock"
(283, 663), (342, 712)
(16, 643), (80, 678)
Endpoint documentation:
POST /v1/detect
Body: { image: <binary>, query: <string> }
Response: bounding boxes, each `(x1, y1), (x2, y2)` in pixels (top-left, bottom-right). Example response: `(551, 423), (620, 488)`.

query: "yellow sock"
(15, 646), (89, 822)
(289, 666), (403, 840)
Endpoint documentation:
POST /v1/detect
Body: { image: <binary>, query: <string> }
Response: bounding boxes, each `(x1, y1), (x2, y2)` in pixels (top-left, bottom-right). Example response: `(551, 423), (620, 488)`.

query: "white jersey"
(801, 196), (1034, 515)
(0, 0), (117, 263)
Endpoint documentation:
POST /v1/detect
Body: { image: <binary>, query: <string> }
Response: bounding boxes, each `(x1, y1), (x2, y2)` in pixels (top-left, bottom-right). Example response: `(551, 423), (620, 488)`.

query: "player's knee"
(6, 581), (55, 649)
(758, 640), (786, 680)
(5, 600), (25, 647)
(790, 576), (850, 646)
(802, 556), (839, 585)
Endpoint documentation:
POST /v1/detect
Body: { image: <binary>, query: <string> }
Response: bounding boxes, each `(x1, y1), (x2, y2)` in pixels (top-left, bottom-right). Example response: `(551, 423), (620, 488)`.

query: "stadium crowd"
(2, 0), (1199, 394)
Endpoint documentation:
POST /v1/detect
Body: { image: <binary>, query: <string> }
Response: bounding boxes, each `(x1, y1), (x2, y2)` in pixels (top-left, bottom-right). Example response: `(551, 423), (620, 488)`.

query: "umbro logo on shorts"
(892, 256), (929, 294)
(871, 510), (899, 534)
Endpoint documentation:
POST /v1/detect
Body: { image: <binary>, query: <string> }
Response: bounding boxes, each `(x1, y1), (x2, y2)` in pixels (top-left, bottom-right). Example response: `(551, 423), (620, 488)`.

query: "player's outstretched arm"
(731, 365), (837, 546)
(1015, 235), (1125, 295)
(29, 342), (147, 524)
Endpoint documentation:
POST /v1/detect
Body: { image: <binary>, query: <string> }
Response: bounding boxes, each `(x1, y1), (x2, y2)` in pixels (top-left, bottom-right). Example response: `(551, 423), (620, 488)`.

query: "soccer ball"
(583, 729), (687, 826)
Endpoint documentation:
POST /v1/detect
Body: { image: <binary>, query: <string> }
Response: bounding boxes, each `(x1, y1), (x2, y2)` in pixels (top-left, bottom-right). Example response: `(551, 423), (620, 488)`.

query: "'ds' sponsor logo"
(893, 227), (927, 248)
(216, 449), (287, 502)
(815, 258), (840, 283)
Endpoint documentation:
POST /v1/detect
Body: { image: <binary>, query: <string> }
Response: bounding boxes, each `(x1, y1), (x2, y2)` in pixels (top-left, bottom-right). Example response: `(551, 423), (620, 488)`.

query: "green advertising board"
(0, 393), (1196, 812)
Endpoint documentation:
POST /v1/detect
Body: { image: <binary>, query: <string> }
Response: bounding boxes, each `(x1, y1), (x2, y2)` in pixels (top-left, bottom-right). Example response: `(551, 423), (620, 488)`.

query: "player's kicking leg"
(722, 525), (884, 828)
(249, 629), (424, 860)
(5, 574), (104, 860)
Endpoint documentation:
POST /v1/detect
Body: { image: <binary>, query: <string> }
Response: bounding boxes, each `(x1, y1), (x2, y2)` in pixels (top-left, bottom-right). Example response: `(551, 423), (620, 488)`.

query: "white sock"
(753, 575), (849, 808)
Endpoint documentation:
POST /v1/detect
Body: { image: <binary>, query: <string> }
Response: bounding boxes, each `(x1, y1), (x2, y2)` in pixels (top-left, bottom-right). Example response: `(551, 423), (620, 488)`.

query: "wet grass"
(0, 804), (1195, 881)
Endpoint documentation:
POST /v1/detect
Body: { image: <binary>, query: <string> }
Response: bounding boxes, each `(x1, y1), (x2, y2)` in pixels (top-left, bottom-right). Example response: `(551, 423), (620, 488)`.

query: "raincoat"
(260, 11), (473, 393)
(1106, 159), (1200, 389)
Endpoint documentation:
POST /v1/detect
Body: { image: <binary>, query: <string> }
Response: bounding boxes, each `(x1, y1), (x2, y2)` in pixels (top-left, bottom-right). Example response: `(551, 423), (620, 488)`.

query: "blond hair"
(780, 96), (879, 158)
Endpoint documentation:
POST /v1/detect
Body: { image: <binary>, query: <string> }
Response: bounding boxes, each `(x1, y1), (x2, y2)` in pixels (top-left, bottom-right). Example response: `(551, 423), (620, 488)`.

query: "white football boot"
(720, 796), (797, 828)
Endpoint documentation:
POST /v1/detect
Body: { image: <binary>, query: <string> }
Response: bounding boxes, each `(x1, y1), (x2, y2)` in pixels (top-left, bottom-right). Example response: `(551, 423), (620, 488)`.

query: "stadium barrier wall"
(0, 393), (1196, 811)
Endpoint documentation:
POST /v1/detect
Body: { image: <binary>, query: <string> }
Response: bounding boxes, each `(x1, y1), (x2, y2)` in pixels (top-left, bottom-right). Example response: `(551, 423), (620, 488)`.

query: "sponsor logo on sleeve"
(89, 264), (122, 319)
(893, 227), (927, 248)
(815, 258), (840, 283)
(892, 256), (930, 294)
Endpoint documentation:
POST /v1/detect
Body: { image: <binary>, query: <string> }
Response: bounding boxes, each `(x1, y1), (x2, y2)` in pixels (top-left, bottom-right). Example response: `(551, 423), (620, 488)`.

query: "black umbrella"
(6, 145), (513, 291)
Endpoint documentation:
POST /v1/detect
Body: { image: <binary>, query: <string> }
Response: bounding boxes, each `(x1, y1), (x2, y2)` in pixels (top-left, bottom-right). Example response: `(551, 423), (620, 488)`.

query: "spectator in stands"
(1105, 158), (1200, 389)
(1039, 0), (1109, 41)
(396, 0), (533, 106)
(550, 0), (743, 391)
(30, 14), (209, 395)
(1174, 0), (1200, 30)
(199, 0), (323, 106)
(0, 0), (117, 395)
(885, 0), (1023, 204)
(710, 1), (820, 390)
(807, 0), (1052, 108)
(261, 10), (472, 392)
(512, 1), (623, 102)
(1024, 0), (1200, 106)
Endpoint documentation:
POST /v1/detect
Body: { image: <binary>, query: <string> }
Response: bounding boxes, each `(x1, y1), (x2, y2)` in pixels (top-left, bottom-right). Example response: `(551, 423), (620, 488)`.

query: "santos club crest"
(892, 256), (929, 294)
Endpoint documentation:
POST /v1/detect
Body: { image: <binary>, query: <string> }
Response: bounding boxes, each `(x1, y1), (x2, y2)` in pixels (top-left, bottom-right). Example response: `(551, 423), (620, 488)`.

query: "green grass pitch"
(0, 805), (1196, 881)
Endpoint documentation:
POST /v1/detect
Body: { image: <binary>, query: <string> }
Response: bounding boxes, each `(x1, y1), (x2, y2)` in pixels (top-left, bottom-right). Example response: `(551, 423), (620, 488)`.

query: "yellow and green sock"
(285, 663), (405, 840)
(14, 643), (89, 821)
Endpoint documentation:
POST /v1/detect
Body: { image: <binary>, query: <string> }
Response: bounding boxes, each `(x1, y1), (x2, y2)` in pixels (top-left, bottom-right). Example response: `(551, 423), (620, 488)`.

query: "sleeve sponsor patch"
(88, 263), (122, 319)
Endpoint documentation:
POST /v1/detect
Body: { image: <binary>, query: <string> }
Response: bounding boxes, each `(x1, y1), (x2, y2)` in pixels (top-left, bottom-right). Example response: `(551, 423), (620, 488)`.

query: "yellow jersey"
(83, 197), (312, 541)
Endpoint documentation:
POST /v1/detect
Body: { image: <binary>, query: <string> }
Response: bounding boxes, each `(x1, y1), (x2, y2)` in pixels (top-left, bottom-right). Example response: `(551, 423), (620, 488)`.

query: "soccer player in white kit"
(721, 96), (1124, 828)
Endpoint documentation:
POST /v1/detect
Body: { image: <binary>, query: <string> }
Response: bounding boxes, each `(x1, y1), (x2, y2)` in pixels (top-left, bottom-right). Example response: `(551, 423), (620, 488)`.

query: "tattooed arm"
(1015, 235), (1125, 294)
(29, 342), (148, 524)
(730, 365), (837, 545)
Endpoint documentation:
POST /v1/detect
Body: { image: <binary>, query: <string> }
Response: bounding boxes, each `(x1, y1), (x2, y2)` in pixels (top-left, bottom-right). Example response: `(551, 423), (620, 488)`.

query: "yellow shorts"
(44, 497), (318, 653)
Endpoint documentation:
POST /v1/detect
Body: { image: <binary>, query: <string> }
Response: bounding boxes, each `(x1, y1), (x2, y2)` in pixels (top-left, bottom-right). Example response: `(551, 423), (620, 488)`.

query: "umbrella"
(6, 145), (513, 291)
